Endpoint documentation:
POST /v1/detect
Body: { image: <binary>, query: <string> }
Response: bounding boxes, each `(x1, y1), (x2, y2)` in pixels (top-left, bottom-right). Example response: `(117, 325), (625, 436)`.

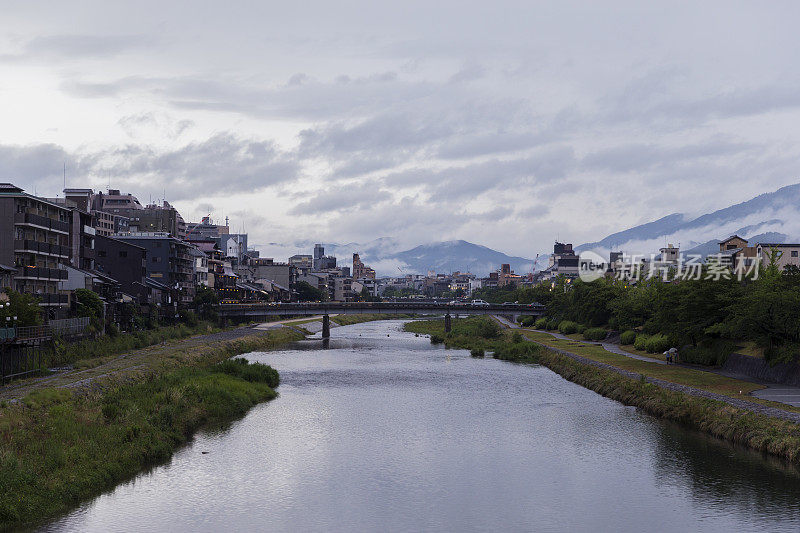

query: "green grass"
(405, 318), (800, 464)
(48, 322), (220, 367)
(0, 328), (303, 529)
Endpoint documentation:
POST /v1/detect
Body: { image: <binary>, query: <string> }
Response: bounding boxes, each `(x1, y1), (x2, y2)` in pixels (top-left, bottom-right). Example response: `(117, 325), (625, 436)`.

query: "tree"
(193, 285), (219, 320)
(0, 288), (42, 327)
(74, 288), (104, 320)
(294, 281), (328, 302)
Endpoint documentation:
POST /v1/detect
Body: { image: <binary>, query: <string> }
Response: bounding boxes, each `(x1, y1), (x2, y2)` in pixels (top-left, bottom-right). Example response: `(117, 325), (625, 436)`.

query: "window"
(119, 251), (128, 258)
(98, 250), (107, 258)
(792, 251), (798, 258)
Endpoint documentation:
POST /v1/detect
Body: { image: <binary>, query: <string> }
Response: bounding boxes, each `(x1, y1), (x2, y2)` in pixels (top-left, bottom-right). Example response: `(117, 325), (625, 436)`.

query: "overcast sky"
(2, 1), (800, 258)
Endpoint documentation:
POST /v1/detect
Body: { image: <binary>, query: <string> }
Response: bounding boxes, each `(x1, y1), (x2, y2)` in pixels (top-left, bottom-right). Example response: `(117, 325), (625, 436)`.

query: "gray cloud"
(0, 34), (152, 62)
(581, 139), (756, 174)
(0, 143), (78, 192)
(289, 181), (391, 215)
(1, 133), (300, 203)
(381, 146), (576, 201)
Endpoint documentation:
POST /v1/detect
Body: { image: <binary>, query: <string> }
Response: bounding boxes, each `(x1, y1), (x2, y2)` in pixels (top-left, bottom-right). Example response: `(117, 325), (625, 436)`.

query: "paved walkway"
(491, 315), (800, 409)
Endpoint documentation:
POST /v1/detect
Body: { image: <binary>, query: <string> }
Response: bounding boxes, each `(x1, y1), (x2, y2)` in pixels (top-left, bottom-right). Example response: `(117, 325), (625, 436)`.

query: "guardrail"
(217, 301), (545, 316)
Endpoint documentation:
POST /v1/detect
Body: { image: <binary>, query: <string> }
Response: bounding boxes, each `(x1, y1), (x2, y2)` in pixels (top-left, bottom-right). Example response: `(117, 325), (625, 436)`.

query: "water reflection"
(46, 320), (800, 533)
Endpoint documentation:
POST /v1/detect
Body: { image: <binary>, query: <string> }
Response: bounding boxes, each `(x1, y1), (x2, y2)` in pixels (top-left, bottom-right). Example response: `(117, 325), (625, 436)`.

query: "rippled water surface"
(47, 320), (800, 532)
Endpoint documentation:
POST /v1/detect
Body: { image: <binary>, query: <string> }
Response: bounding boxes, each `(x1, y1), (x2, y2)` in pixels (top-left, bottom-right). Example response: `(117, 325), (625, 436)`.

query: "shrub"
(213, 358), (280, 388)
(577, 324), (587, 334)
(179, 310), (199, 327)
(644, 333), (671, 354)
(430, 334), (444, 344)
(470, 347), (485, 357)
(534, 318), (548, 329)
(492, 342), (541, 362)
(682, 339), (737, 366)
(512, 332), (524, 343)
(558, 321), (579, 335)
(633, 334), (650, 351)
(620, 330), (636, 345)
(452, 317), (502, 339)
(583, 328), (607, 341)
(519, 316), (536, 327)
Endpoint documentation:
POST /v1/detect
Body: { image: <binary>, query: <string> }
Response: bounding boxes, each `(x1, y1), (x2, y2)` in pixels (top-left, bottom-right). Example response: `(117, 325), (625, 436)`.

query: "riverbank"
(405, 317), (800, 464)
(0, 326), (304, 529)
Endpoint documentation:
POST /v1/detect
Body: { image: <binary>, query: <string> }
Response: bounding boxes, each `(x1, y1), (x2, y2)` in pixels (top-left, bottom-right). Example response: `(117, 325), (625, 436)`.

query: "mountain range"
(255, 183), (799, 277)
(575, 183), (800, 256)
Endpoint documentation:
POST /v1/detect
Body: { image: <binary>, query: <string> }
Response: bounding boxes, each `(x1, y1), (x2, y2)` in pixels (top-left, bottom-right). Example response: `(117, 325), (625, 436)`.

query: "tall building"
(352, 253), (376, 279)
(0, 183), (71, 311)
(114, 232), (195, 304)
(313, 244), (325, 269)
(63, 188), (129, 237)
(89, 189), (185, 239)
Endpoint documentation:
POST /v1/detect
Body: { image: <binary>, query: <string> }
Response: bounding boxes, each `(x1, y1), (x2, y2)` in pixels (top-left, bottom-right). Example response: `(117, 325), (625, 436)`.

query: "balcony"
(14, 240), (70, 258)
(80, 246), (96, 260)
(16, 266), (68, 281)
(14, 212), (70, 234)
(38, 293), (69, 306)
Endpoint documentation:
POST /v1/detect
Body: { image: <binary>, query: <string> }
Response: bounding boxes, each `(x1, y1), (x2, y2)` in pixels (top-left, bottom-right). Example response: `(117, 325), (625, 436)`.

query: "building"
(0, 183), (71, 313)
(497, 264), (521, 287)
(63, 188), (129, 237)
(190, 247), (209, 286)
(711, 236), (758, 271)
(114, 232), (195, 304)
(88, 189), (185, 239)
(331, 275), (354, 301)
(288, 254), (313, 269)
(237, 258), (294, 289)
(313, 244), (325, 270)
(756, 242), (800, 271)
(94, 235), (149, 302)
(353, 253), (376, 279)
(126, 201), (186, 239)
(185, 216), (229, 240)
(659, 244), (680, 264)
(541, 242), (579, 279)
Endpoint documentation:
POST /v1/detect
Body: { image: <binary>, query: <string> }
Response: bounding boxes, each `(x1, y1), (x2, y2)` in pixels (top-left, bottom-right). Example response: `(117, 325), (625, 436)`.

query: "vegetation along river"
(46, 320), (800, 532)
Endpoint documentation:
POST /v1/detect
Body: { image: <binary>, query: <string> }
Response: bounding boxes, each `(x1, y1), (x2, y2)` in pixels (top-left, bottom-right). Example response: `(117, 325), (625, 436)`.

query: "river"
(46, 320), (800, 532)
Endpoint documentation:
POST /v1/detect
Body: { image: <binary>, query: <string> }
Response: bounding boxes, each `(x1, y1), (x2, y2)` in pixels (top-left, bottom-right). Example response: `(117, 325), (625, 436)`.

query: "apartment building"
(114, 232), (195, 303)
(0, 183), (71, 311)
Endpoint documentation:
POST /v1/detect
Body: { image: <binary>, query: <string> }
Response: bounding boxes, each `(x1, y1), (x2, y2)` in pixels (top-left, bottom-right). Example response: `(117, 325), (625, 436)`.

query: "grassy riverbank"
(0, 327), (303, 529)
(405, 317), (800, 464)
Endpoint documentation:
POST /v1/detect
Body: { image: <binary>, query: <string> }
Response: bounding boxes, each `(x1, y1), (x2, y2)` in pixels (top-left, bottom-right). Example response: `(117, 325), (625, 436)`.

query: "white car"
(471, 299), (490, 306)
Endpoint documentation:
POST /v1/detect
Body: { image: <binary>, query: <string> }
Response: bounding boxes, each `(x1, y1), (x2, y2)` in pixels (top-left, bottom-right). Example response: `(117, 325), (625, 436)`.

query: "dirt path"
(0, 326), (281, 402)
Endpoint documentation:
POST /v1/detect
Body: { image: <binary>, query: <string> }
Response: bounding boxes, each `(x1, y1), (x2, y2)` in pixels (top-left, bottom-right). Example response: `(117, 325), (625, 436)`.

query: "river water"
(46, 320), (800, 532)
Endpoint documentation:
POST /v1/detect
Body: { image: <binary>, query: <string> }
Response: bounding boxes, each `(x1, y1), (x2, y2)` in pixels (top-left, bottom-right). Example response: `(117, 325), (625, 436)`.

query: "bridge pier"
(444, 313), (452, 333)
(322, 314), (330, 338)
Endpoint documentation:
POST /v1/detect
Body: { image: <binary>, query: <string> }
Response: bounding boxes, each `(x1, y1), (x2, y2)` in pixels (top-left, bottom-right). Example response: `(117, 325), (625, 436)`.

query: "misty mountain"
(389, 240), (534, 277)
(258, 238), (535, 277)
(576, 183), (800, 255)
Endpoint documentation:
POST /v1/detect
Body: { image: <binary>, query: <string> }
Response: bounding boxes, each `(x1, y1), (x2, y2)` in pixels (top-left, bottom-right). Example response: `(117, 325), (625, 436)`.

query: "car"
(471, 299), (490, 306)
(447, 300), (459, 305)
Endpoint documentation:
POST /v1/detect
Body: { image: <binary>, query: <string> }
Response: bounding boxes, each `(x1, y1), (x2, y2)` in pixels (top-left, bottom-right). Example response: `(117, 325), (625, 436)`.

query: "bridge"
(217, 301), (545, 337)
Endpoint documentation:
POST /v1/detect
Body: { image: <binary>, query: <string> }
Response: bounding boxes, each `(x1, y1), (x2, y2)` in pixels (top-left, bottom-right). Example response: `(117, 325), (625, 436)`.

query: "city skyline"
(3, 1), (800, 258)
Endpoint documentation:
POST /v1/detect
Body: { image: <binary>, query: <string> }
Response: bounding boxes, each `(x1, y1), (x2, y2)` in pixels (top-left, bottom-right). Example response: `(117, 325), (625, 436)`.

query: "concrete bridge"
(218, 301), (545, 337)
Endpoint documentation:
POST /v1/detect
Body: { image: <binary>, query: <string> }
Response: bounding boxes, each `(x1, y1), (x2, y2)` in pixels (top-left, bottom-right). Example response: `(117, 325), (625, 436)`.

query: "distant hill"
(389, 240), (534, 276)
(255, 238), (535, 277)
(576, 183), (800, 256)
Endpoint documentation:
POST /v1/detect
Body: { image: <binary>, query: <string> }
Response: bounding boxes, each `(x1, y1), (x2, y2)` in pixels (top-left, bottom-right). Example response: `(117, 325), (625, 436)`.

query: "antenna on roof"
(63, 162), (66, 189)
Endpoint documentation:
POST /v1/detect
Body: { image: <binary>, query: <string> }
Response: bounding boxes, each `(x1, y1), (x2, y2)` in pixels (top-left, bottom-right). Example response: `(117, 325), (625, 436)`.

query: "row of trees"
(475, 262), (800, 364)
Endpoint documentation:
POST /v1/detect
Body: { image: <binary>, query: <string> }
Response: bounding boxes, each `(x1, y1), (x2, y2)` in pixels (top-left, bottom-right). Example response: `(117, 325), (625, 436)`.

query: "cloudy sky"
(2, 1), (800, 259)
